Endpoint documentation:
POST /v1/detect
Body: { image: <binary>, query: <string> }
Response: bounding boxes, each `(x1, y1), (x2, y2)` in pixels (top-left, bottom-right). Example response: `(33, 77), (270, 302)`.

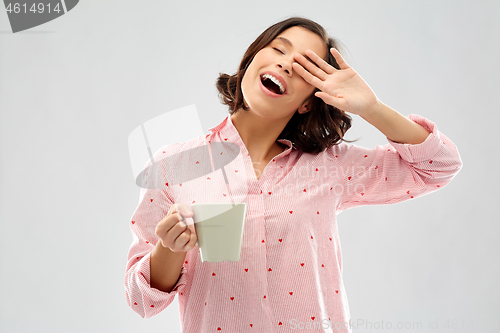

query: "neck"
(230, 109), (290, 162)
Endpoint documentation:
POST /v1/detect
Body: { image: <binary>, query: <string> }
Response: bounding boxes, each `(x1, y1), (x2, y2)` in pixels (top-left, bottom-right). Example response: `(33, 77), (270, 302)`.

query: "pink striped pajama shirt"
(125, 113), (462, 332)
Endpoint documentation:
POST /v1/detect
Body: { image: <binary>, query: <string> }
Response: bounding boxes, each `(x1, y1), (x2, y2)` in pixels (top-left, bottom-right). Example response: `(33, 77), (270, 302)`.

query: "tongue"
(262, 77), (281, 95)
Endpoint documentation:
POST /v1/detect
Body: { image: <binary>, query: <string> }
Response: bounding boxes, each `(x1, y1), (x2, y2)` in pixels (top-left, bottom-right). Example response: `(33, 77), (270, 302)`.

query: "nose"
(277, 64), (290, 74)
(277, 56), (293, 76)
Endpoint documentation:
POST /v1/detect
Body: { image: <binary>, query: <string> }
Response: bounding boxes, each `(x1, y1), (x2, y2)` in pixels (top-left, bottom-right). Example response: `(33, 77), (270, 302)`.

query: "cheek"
(295, 80), (316, 97)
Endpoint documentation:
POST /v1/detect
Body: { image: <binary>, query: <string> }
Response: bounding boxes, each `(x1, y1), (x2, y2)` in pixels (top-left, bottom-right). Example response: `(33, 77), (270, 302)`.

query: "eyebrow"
(275, 36), (317, 65)
(276, 36), (293, 48)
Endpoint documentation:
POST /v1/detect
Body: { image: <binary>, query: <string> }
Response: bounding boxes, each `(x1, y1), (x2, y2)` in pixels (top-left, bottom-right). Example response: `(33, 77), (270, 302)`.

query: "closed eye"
(273, 47), (284, 54)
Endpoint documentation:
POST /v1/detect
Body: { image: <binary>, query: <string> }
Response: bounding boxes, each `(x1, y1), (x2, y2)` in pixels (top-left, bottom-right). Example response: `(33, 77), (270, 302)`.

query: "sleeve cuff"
(386, 114), (442, 163)
(138, 251), (187, 296)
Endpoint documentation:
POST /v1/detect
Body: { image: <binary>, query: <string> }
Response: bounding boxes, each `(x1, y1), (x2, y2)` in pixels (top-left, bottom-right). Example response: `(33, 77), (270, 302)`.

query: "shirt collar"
(208, 114), (296, 155)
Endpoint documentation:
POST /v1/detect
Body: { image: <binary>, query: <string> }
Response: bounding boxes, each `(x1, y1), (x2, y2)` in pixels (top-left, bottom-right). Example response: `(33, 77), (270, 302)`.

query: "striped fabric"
(124, 114), (462, 332)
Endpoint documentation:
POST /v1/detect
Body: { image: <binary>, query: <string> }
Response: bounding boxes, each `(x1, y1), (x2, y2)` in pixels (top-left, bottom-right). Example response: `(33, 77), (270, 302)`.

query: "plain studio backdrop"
(0, 1), (498, 332)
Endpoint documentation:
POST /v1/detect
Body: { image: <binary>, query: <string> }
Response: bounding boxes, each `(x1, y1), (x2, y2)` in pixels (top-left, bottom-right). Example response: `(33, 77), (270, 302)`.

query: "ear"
(297, 99), (312, 114)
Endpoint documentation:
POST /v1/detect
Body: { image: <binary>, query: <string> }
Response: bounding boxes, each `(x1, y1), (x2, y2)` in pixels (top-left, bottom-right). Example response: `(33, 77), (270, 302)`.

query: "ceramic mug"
(191, 203), (247, 263)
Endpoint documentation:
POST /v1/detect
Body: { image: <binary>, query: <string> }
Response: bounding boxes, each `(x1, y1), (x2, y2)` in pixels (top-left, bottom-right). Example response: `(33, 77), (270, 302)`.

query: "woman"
(125, 17), (462, 332)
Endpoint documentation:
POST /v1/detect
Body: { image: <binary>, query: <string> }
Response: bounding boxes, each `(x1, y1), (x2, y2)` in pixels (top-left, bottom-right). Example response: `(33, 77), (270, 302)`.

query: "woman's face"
(240, 26), (327, 120)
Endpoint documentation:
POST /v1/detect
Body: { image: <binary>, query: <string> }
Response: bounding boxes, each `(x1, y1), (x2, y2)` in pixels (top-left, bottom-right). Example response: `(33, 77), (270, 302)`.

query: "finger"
(177, 203), (194, 219)
(304, 49), (336, 75)
(187, 221), (197, 235)
(315, 91), (347, 111)
(174, 230), (191, 249)
(293, 52), (328, 81)
(292, 62), (324, 90)
(184, 231), (198, 251)
(169, 203), (193, 221)
(155, 213), (182, 238)
(329, 48), (350, 70)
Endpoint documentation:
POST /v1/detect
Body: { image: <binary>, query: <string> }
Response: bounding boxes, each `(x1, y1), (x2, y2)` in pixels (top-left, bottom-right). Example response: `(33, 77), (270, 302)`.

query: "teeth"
(262, 74), (285, 93)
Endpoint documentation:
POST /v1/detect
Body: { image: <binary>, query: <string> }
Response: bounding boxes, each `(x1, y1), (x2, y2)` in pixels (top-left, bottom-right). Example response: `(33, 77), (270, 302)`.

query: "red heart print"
(146, 241), (149, 244)
(268, 192), (272, 195)
(279, 239), (282, 242)
(260, 190), (263, 194)
(192, 200), (195, 203)
(220, 152), (223, 155)
(150, 305), (154, 308)
(348, 176), (352, 180)
(311, 236), (314, 239)
(165, 182), (169, 186)
(185, 261), (188, 264)
(375, 165), (378, 169)
(364, 155), (367, 158)
(321, 264), (324, 267)
(437, 185), (440, 187)
(131, 221), (135, 224)
(289, 292), (293, 295)
(230, 297), (234, 301)
(289, 211), (293, 214)
(235, 170), (238, 173)
(272, 159), (275, 162)
(311, 317), (315, 320)
(245, 268), (248, 272)
(205, 302), (207, 305)
(150, 199), (153, 202)
(196, 161), (199, 164)
(335, 155), (338, 158)
(217, 328), (221, 331)
(163, 151), (166, 153)
(411, 196), (414, 198)
(224, 138), (228, 141)
(262, 240), (265, 243)
(263, 295), (266, 298)
(407, 190), (410, 194)
(387, 149), (391, 151)
(207, 177), (210, 180)
(303, 189), (306, 192)
(429, 160), (433, 164)
(223, 193), (227, 196)
(385, 177), (388, 181)
(279, 322), (282, 325)
(250, 324), (253, 327)
(300, 263), (304, 267)
(134, 302), (137, 305)
(336, 290), (339, 293)
(212, 272), (216, 276)
(330, 187), (333, 190)
(315, 168), (318, 171)
(268, 268), (272, 271)
(361, 193), (364, 196)
(329, 238), (332, 241)
(317, 211), (319, 214)
(179, 183), (182, 186)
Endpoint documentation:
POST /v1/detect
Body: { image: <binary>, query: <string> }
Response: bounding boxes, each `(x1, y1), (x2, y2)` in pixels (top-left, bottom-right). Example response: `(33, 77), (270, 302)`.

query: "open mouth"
(260, 74), (285, 95)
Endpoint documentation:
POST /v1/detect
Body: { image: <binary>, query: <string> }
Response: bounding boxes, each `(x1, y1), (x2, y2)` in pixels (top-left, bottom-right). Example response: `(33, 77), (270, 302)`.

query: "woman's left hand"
(292, 48), (380, 117)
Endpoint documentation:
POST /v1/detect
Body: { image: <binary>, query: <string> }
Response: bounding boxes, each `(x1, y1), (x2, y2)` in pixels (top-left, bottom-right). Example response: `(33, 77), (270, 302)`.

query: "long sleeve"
(331, 114), (463, 213)
(124, 146), (187, 318)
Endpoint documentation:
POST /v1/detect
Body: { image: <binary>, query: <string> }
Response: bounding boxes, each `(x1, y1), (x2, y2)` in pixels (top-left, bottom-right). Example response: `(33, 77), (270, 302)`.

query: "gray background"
(1, 0), (498, 332)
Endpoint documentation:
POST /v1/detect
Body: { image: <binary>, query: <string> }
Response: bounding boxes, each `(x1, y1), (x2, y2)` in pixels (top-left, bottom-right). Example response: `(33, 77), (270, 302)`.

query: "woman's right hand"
(155, 203), (197, 253)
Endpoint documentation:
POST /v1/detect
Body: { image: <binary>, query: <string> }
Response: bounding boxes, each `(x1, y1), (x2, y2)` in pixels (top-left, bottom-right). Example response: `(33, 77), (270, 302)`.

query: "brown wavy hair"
(216, 16), (356, 154)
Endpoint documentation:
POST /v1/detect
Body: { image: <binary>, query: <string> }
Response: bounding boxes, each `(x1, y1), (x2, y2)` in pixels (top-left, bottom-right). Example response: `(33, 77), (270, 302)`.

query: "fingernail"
(180, 222), (186, 227)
